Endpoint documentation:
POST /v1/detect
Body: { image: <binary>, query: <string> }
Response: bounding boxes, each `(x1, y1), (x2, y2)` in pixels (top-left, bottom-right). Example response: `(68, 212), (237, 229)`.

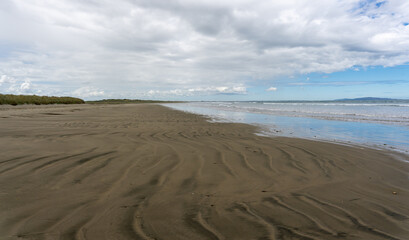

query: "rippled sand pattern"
(0, 104), (408, 240)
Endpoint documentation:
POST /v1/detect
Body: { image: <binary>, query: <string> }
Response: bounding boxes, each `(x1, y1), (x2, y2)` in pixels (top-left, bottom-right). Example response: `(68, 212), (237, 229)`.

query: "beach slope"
(0, 104), (408, 240)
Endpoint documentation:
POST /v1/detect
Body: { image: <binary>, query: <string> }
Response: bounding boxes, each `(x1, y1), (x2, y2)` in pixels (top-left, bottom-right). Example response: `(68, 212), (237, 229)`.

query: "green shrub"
(0, 94), (85, 105)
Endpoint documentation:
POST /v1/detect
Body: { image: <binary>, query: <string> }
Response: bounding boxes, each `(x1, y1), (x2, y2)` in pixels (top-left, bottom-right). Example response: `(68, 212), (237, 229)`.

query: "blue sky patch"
(375, 1), (386, 8)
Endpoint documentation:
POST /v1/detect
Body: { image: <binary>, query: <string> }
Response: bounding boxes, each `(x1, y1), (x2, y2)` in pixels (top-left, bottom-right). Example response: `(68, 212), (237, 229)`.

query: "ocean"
(164, 101), (409, 154)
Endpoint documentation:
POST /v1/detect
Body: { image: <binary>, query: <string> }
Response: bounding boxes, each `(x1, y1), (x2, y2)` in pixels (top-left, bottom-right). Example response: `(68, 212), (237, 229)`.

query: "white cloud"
(0, 0), (408, 99)
(0, 74), (40, 94)
(266, 87), (277, 92)
(146, 85), (247, 97)
(20, 80), (31, 91)
(0, 75), (9, 86)
(72, 87), (105, 98)
(0, 75), (5, 84)
(0, 74), (17, 86)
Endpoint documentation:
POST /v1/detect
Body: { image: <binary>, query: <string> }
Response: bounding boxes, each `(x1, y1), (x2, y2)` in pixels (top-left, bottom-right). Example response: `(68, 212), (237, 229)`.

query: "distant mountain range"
(249, 97), (409, 103)
(332, 97), (409, 103)
(335, 97), (397, 101)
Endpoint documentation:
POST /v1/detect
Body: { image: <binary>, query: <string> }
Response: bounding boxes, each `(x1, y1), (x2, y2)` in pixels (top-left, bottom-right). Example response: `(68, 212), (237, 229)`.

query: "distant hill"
(335, 97), (396, 101)
(332, 97), (409, 103)
(255, 97), (409, 104)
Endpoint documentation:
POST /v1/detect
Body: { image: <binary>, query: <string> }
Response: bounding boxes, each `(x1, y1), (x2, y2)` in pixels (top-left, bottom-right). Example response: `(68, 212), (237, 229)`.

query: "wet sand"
(0, 104), (408, 240)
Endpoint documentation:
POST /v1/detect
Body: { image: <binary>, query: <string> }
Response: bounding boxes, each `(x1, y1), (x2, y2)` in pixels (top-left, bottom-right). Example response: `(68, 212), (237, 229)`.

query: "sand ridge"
(0, 104), (408, 239)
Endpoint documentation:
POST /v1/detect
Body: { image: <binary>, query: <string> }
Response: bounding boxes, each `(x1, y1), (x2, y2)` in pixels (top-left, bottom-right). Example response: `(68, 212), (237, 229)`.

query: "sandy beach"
(0, 103), (408, 240)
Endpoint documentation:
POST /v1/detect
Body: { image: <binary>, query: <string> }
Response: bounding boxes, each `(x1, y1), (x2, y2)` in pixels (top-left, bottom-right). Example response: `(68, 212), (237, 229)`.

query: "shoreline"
(164, 102), (409, 156)
(1, 103), (408, 239)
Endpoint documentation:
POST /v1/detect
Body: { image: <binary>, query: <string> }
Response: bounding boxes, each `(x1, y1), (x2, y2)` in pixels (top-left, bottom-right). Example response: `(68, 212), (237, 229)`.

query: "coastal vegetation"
(0, 94), (85, 105)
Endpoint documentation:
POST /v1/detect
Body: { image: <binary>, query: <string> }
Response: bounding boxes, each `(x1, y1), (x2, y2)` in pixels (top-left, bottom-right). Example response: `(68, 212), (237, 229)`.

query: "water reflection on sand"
(165, 103), (409, 154)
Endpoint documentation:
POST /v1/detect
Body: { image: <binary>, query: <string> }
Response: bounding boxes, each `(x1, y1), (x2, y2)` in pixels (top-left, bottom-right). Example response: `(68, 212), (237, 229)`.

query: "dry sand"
(0, 104), (408, 240)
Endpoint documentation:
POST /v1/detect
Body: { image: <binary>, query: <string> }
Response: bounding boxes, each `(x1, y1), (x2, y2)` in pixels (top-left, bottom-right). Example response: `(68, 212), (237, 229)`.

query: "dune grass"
(0, 94), (85, 105)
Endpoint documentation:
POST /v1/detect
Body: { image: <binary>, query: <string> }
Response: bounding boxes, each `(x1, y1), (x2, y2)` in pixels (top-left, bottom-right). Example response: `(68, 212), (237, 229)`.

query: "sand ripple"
(0, 104), (408, 239)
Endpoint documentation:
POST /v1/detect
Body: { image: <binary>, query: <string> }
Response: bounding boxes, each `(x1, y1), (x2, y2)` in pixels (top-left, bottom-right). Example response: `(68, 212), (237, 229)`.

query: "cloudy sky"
(1, 0), (409, 100)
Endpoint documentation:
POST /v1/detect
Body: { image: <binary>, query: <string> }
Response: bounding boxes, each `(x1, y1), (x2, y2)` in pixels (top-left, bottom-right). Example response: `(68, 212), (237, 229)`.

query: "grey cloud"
(1, 0), (409, 99)
(131, 0), (231, 35)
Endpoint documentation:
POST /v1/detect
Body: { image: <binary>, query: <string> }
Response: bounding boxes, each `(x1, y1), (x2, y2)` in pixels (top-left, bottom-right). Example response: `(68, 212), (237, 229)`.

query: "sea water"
(164, 101), (409, 154)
